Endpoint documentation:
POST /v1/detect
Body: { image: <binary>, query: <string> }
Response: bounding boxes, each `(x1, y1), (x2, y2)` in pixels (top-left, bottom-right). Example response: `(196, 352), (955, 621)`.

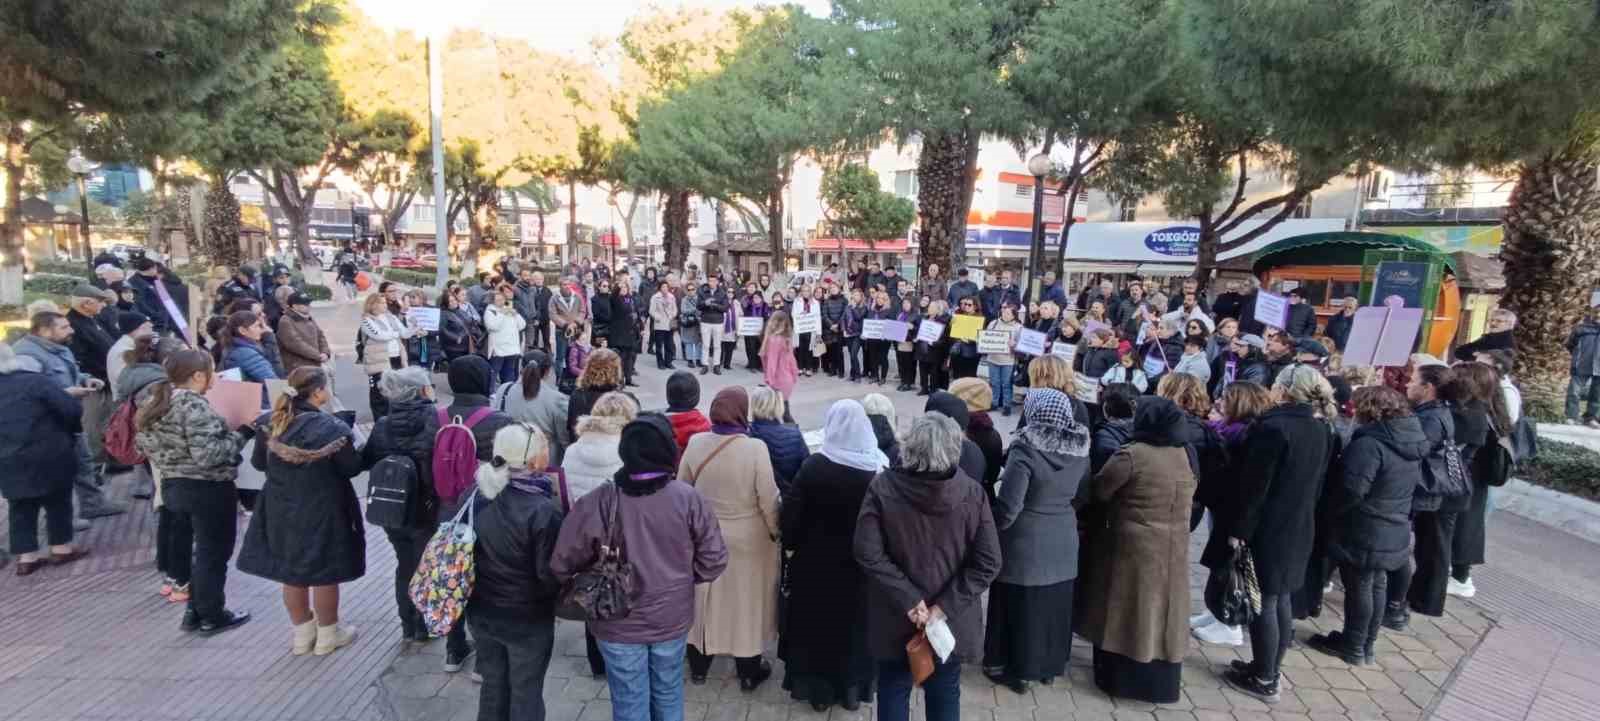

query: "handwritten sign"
(1254, 291), (1289, 331)
(738, 317), (765, 336)
(949, 314), (983, 341)
(1015, 329), (1048, 356)
(794, 308), (821, 335)
(862, 319), (887, 340)
(880, 320), (912, 342)
(407, 307), (441, 332)
(917, 320), (946, 343)
(978, 330), (1012, 355)
(1083, 320), (1112, 336)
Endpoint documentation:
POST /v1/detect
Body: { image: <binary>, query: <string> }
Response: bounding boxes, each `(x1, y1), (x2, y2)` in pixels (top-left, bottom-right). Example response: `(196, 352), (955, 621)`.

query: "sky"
(353, 0), (833, 60)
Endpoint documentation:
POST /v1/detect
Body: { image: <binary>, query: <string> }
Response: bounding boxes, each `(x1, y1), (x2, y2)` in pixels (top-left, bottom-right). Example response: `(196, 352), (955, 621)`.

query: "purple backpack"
(433, 407), (494, 504)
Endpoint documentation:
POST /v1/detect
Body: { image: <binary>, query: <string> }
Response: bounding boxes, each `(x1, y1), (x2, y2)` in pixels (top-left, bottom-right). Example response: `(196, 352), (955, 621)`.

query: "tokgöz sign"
(1143, 227), (1203, 257)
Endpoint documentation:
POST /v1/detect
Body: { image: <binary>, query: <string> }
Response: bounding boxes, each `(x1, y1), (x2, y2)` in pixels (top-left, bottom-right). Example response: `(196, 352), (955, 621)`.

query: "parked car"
(388, 252), (421, 269)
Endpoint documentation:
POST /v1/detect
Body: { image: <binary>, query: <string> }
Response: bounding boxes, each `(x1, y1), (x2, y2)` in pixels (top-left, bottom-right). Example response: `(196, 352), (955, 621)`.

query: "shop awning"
(807, 237), (909, 252)
(1137, 263), (1195, 276)
(1249, 231), (1455, 275)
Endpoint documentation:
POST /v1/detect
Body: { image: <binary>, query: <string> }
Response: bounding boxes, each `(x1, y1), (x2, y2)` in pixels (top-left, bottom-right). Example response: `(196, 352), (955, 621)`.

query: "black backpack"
(366, 455), (421, 529)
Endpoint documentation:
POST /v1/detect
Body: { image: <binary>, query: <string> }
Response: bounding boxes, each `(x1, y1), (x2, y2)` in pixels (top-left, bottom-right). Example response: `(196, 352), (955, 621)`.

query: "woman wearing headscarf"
(677, 387), (782, 689)
(854, 412), (1001, 721)
(1077, 397), (1196, 704)
(1222, 365), (1339, 703)
(982, 389), (1092, 694)
(778, 400), (887, 711)
(861, 393), (901, 469)
(552, 414), (729, 721)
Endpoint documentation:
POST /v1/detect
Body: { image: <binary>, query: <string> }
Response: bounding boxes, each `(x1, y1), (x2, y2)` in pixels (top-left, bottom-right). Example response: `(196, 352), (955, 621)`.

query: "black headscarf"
(615, 413), (679, 496)
(1131, 396), (1187, 447)
(665, 370), (700, 412)
(447, 355), (493, 397)
(924, 391), (971, 431)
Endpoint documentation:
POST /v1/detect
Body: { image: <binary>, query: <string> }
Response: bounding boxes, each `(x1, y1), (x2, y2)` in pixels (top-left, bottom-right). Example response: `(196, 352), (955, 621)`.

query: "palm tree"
(510, 177), (560, 264)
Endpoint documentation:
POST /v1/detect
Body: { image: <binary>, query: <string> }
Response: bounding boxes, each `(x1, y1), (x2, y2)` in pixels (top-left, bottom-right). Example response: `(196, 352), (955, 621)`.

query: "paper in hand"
(925, 617), (956, 663)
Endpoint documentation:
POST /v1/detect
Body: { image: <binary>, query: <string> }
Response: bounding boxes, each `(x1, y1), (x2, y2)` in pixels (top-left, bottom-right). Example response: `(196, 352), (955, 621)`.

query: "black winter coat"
(1326, 416), (1427, 570)
(869, 414), (902, 469)
(1454, 330), (1513, 363)
(0, 370), (82, 499)
(1080, 347), (1119, 387)
(697, 287), (730, 324)
(1451, 402), (1493, 566)
(362, 398), (444, 528)
(591, 292), (613, 343)
(1175, 413), (1225, 500)
(821, 295), (849, 343)
(1208, 352), (1269, 398)
(438, 307), (474, 357)
(67, 309), (117, 382)
(750, 419), (809, 493)
(240, 405), (366, 586)
(1225, 403), (1336, 594)
(967, 412), (1005, 497)
(778, 454), (876, 682)
(1285, 303), (1318, 339)
(1324, 312), (1355, 352)
(468, 475), (565, 622)
(1090, 418), (1133, 475)
(608, 292), (641, 351)
(1412, 400), (1457, 513)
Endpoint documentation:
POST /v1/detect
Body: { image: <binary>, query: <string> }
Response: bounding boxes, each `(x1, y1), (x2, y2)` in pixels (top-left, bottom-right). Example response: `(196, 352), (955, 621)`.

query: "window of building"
(1077, 188), (1090, 204)
(1118, 197), (1137, 222)
(1015, 183), (1034, 198)
(1291, 195), (1314, 219)
(1329, 279), (1361, 305)
(893, 170), (918, 199)
(413, 205), (435, 222)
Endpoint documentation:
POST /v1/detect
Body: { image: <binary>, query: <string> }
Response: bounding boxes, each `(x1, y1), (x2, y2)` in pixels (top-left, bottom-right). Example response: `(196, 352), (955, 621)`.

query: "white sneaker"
(1189, 610), (1216, 628)
(1447, 577), (1477, 598)
(314, 624), (358, 656)
(291, 620), (317, 656)
(1193, 621), (1244, 646)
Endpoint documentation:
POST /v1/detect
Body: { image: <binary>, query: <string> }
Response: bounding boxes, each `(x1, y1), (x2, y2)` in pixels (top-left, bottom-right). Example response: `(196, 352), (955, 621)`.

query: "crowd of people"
(0, 251), (1543, 721)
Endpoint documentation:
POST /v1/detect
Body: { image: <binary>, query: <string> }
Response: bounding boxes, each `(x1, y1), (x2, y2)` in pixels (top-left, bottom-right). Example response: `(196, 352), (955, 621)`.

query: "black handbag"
(1207, 545), (1262, 627)
(1422, 438), (1471, 499)
(556, 484), (635, 622)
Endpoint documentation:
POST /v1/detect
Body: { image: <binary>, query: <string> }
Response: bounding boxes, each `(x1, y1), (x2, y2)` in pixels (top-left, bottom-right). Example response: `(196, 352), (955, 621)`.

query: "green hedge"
(24, 273), (87, 296)
(31, 259), (93, 279)
(382, 268), (446, 287)
(304, 284), (333, 301)
(1520, 439), (1600, 502)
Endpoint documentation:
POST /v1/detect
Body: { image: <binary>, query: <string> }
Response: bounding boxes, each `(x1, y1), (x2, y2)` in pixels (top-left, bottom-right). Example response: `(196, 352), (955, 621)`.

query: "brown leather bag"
(905, 631), (935, 687)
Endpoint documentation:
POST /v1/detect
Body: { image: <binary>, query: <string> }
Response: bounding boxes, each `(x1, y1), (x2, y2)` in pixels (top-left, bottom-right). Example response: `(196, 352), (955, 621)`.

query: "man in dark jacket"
(1323, 297), (1358, 352)
(214, 266), (261, 315)
(361, 368), (474, 668)
(944, 268), (979, 310)
(1566, 307), (1600, 424)
(1309, 392), (1427, 666)
(1283, 288), (1319, 339)
(697, 276), (730, 375)
(1454, 308), (1516, 362)
(1212, 280), (1246, 322)
(1166, 277), (1211, 315)
(127, 257), (190, 339)
(66, 285), (121, 477)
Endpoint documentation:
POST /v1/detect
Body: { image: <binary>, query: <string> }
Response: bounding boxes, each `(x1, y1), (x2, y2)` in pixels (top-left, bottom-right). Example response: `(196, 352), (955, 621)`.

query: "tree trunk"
(914, 129), (977, 277)
(1193, 219), (1219, 288)
(767, 187), (784, 273)
(203, 179), (244, 268)
(713, 199), (729, 277)
(663, 189), (691, 270)
(1, 125), (26, 304)
(1500, 149), (1600, 416)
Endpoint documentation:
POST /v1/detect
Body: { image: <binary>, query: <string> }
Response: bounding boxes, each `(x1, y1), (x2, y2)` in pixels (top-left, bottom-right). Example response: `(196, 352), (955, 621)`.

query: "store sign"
(1143, 226), (1202, 257)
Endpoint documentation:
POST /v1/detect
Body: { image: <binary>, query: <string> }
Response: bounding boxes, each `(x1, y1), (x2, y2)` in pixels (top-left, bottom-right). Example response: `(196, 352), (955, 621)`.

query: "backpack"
(432, 407), (495, 503)
(408, 488), (478, 635)
(104, 399), (145, 466)
(366, 455), (422, 530)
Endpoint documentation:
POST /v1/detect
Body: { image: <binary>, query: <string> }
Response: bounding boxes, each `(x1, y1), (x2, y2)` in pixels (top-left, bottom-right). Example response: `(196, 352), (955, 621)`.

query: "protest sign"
(738, 317), (765, 336)
(978, 330), (1011, 355)
(950, 314), (983, 341)
(862, 319), (887, 340)
(406, 307), (441, 331)
(206, 379), (264, 429)
(917, 320), (946, 343)
(880, 320), (912, 342)
(1254, 291), (1289, 330)
(1342, 305), (1425, 368)
(1015, 329), (1048, 356)
(1083, 320), (1112, 336)
(1051, 341), (1078, 366)
(1370, 261), (1430, 309)
(794, 308), (821, 335)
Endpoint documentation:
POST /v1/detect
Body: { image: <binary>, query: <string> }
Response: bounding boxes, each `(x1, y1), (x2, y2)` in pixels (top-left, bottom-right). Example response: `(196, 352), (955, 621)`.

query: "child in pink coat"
(760, 311), (799, 400)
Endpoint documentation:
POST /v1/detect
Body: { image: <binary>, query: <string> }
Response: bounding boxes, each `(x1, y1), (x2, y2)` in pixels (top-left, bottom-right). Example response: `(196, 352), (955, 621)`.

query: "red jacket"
(667, 410), (711, 451)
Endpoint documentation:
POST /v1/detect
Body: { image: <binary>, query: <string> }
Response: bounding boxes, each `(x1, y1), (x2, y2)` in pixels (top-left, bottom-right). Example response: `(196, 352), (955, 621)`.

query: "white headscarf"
(820, 399), (889, 473)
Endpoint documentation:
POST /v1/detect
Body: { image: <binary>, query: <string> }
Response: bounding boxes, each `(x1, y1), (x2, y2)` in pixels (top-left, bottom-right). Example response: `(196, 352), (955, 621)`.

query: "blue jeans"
(1565, 374), (1600, 420)
(555, 330), (571, 378)
(877, 656), (960, 721)
(597, 635), (687, 721)
(682, 338), (701, 367)
(988, 363), (1015, 410)
(490, 355), (520, 388)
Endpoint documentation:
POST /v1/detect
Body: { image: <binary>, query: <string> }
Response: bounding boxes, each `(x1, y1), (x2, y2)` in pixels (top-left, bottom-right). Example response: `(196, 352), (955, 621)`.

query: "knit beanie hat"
(665, 370), (700, 412)
(117, 310), (150, 337)
(619, 413), (678, 477)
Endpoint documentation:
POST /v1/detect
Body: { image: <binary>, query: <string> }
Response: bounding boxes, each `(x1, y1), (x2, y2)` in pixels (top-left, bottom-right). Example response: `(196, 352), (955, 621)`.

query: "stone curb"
(1496, 477), (1600, 545)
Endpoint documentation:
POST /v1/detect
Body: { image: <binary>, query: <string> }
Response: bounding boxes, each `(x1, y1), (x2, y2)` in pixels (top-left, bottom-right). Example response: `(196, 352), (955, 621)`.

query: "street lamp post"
(67, 154), (97, 271)
(1023, 152), (1051, 307)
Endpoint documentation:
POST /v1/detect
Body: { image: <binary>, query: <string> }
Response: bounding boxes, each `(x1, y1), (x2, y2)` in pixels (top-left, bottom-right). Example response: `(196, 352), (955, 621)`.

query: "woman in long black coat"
(1397, 364), (1464, 620)
(608, 283), (642, 386)
(1222, 365), (1338, 703)
(0, 346), (85, 574)
(1446, 362), (1511, 597)
(1308, 387), (1426, 666)
(779, 401), (885, 712)
(239, 366), (366, 656)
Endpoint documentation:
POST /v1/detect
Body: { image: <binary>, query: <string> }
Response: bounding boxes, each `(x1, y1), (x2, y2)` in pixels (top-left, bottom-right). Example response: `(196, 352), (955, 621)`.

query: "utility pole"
(428, 34), (450, 290)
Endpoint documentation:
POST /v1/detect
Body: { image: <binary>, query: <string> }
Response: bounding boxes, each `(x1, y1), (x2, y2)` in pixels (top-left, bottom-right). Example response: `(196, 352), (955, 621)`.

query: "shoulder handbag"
(1422, 439), (1471, 498)
(556, 484), (635, 622)
(687, 435), (741, 484)
(1477, 421), (1516, 488)
(408, 488), (479, 636)
(905, 631), (936, 686)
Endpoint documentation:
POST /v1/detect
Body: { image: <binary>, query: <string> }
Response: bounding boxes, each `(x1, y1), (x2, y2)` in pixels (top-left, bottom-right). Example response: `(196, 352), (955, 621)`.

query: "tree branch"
(1215, 185), (1310, 237)
(1213, 153), (1251, 227)
(1217, 187), (1313, 251)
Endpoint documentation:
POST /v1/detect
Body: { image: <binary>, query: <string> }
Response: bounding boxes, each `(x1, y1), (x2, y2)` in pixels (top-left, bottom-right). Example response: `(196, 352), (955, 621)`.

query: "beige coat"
(678, 432), (780, 657)
(1077, 442), (1196, 664)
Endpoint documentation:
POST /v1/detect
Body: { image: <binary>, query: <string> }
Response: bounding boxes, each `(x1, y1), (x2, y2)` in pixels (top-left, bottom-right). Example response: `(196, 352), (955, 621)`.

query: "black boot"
(1382, 602), (1409, 632)
(1307, 631), (1368, 665)
(1223, 667), (1280, 703)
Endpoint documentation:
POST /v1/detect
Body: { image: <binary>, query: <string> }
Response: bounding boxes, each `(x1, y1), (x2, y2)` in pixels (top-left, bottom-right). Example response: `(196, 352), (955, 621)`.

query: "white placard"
(1051, 341), (1078, 366)
(862, 319), (887, 340)
(978, 329), (1011, 355)
(1253, 291), (1289, 331)
(407, 307), (441, 331)
(917, 320), (946, 343)
(794, 309), (821, 335)
(1015, 329), (1048, 356)
(738, 317), (765, 336)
